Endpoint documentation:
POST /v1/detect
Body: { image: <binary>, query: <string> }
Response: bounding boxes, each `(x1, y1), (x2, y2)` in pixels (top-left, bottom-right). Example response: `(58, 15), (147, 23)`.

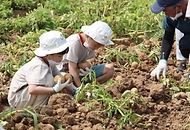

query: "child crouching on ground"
(8, 31), (77, 109)
(57, 21), (115, 87)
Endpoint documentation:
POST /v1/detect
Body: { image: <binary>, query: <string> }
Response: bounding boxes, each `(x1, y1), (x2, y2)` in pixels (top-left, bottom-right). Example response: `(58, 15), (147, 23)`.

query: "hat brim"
(106, 40), (114, 45)
(81, 25), (92, 37)
(81, 26), (114, 45)
(150, 2), (165, 14)
(34, 42), (70, 57)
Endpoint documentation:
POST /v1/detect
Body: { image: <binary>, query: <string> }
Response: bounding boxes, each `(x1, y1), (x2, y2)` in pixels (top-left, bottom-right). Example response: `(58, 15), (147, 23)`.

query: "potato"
(64, 73), (72, 83)
(54, 75), (65, 83)
(180, 92), (186, 99)
(131, 88), (138, 93)
(78, 60), (91, 70)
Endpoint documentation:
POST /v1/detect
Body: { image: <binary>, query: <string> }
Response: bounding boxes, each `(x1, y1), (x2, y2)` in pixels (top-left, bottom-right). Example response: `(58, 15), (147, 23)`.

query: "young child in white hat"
(57, 21), (115, 87)
(8, 30), (77, 109)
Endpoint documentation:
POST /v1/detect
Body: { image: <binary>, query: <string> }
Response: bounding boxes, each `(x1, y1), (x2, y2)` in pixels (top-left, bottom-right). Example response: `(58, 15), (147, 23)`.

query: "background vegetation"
(0, 0), (163, 77)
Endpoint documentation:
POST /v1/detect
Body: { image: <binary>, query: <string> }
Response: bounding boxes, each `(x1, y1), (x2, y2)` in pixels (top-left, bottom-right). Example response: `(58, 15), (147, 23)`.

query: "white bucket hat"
(81, 21), (114, 45)
(34, 31), (69, 57)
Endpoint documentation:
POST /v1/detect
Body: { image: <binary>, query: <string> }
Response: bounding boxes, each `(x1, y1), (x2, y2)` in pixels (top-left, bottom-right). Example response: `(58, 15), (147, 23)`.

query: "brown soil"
(13, 10), (27, 17)
(1, 37), (190, 130)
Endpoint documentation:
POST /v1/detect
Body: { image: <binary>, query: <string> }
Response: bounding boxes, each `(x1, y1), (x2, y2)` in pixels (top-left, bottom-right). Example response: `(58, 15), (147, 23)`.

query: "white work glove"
(52, 78), (72, 93)
(79, 67), (92, 76)
(79, 63), (92, 76)
(150, 59), (167, 80)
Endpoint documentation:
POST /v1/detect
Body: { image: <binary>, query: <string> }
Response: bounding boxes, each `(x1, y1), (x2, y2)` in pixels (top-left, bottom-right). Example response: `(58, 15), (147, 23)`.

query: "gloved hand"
(79, 63), (92, 76)
(150, 59), (167, 80)
(79, 67), (92, 76)
(52, 78), (72, 93)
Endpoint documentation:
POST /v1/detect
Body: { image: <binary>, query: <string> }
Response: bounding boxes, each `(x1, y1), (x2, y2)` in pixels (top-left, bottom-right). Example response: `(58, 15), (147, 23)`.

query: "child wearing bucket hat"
(8, 30), (78, 109)
(150, 0), (190, 80)
(58, 21), (115, 87)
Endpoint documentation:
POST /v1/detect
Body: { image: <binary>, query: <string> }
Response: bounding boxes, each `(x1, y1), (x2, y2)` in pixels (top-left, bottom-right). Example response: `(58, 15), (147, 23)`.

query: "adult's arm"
(160, 30), (175, 60)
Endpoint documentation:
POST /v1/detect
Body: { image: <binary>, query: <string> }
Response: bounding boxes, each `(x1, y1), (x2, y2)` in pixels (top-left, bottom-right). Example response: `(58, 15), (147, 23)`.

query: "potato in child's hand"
(78, 60), (91, 70)
(54, 75), (65, 83)
(64, 73), (72, 83)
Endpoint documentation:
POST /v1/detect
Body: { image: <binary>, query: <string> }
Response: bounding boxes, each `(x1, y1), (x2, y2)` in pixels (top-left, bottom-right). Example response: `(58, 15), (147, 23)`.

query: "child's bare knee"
(105, 64), (114, 77)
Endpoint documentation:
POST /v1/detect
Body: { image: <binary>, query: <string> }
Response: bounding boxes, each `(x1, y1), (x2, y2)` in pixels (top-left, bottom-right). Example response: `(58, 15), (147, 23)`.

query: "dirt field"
(0, 38), (190, 130)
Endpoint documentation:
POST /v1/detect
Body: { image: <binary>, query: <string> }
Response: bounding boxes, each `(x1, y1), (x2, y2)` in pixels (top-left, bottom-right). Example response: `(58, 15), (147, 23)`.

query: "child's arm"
(68, 61), (81, 87)
(28, 84), (54, 95)
(28, 78), (72, 94)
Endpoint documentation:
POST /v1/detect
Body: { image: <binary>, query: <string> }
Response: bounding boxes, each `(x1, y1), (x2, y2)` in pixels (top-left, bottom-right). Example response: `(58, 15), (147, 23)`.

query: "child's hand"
(52, 78), (71, 93)
(79, 67), (92, 76)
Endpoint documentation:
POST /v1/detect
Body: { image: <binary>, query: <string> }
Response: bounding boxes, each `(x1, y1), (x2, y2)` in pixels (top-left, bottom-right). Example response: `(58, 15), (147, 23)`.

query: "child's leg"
(14, 87), (50, 108)
(79, 64), (114, 84)
(94, 64), (114, 84)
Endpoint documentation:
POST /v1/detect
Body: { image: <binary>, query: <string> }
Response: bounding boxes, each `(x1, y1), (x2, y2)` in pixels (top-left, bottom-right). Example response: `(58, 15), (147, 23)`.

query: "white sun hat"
(34, 30), (69, 57)
(81, 21), (114, 45)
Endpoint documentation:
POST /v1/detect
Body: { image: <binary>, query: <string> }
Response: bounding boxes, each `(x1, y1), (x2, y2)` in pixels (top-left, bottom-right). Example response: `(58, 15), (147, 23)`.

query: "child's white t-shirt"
(66, 34), (95, 63)
(8, 56), (60, 106)
(56, 34), (95, 72)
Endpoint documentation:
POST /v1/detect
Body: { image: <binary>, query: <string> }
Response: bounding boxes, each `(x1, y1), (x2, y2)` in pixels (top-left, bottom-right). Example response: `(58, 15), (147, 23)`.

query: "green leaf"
(170, 86), (180, 92)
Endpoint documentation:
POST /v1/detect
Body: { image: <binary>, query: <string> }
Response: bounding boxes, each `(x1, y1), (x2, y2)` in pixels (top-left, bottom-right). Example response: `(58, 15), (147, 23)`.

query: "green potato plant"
(74, 71), (145, 129)
(99, 47), (140, 68)
(0, 107), (38, 129)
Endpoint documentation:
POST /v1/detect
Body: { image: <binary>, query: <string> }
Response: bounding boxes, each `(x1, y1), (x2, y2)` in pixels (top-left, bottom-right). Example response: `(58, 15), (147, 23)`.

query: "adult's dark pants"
(179, 34), (190, 58)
